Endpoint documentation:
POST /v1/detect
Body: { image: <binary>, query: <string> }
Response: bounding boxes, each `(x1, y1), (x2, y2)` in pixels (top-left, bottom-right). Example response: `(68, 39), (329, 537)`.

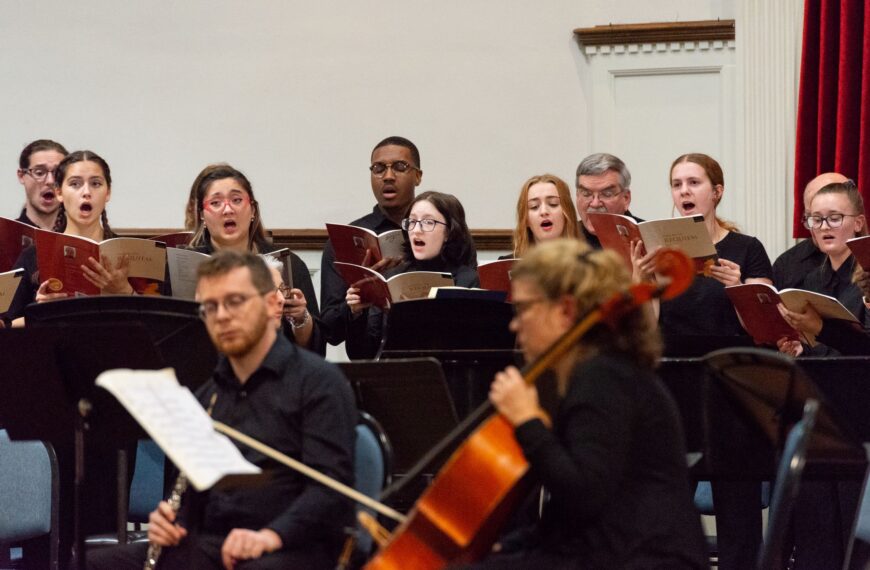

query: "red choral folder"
(478, 259), (516, 301)
(847, 236), (870, 271)
(35, 231), (167, 296)
(149, 231), (194, 248)
(587, 212), (717, 274)
(0, 217), (37, 272)
(326, 223), (405, 266)
(725, 284), (800, 346)
(334, 262), (453, 310)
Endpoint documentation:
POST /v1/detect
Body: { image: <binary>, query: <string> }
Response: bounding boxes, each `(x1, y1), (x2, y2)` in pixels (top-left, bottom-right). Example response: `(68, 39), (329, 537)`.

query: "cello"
(363, 247), (695, 569)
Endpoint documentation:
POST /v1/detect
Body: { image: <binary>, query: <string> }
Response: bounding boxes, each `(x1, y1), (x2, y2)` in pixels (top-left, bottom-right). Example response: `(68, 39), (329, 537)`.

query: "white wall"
(1, 0), (736, 233)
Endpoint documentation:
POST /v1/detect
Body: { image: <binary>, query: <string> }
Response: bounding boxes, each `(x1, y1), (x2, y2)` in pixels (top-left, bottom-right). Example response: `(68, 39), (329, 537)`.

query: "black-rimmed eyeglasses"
(370, 161), (420, 177)
(803, 213), (859, 230)
(401, 218), (447, 232)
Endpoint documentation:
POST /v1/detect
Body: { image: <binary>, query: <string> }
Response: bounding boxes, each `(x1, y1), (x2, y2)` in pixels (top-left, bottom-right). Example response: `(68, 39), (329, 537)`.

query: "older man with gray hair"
(575, 153), (642, 248)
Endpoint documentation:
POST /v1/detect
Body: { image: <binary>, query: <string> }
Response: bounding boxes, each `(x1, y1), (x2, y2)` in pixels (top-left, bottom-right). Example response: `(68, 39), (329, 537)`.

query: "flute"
(142, 474), (188, 570)
(143, 393), (217, 570)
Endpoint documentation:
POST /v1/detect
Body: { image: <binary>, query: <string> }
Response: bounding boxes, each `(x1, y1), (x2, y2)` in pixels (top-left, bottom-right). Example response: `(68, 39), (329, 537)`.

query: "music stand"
(339, 358), (459, 508)
(703, 348), (866, 477)
(378, 298), (518, 418)
(0, 324), (167, 570)
(24, 295), (217, 388)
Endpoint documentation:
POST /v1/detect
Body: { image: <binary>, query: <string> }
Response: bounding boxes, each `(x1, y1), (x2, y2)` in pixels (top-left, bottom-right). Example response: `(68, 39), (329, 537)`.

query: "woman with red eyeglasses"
(186, 164), (324, 354)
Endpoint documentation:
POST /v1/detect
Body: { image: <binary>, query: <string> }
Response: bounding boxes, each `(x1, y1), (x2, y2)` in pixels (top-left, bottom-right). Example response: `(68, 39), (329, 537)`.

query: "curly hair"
(511, 238), (662, 371)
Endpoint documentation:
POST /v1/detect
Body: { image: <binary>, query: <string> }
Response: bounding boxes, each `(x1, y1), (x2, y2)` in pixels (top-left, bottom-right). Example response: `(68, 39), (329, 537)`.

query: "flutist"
(88, 251), (357, 569)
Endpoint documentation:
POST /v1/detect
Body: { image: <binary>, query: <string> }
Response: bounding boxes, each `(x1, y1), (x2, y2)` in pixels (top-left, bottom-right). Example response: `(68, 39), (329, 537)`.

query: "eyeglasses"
(577, 188), (624, 201)
(277, 284), (293, 299)
(512, 297), (546, 317)
(369, 161), (420, 177)
(803, 213), (859, 230)
(21, 166), (57, 182)
(198, 292), (265, 320)
(203, 194), (250, 213)
(401, 218), (447, 232)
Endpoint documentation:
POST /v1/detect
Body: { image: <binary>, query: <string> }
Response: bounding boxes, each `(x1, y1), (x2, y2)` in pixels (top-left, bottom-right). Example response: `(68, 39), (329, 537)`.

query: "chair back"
(756, 399), (818, 570)
(0, 429), (60, 569)
(353, 412), (392, 558)
(128, 439), (165, 523)
(842, 444), (870, 569)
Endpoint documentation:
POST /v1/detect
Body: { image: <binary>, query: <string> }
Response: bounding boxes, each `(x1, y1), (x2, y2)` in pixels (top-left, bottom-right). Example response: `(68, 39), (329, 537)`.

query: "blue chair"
(0, 429), (60, 570)
(756, 399), (818, 570)
(842, 444), (870, 569)
(337, 412), (392, 569)
(86, 439), (165, 548)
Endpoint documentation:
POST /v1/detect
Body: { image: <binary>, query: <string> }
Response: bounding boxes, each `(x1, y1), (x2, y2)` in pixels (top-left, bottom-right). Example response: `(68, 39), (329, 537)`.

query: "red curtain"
(793, 0), (870, 238)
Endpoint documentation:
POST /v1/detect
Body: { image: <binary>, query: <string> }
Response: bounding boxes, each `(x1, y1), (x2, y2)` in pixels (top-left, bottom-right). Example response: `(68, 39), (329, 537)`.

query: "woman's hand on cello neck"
(489, 366), (551, 428)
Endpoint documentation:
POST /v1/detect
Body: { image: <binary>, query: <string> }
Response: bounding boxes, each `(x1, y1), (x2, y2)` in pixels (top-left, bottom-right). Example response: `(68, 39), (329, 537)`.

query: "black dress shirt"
(16, 208), (37, 228)
(772, 239), (826, 290)
(319, 206), (400, 345)
(185, 335), (356, 549)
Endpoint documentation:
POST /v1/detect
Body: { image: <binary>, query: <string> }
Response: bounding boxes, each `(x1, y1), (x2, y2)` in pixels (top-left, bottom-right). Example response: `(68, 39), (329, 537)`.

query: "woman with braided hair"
(5, 150), (134, 325)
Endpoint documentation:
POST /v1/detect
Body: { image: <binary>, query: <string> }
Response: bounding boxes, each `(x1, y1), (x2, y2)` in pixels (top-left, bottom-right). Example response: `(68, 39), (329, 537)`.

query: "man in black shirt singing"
(15, 139), (68, 229)
(319, 136), (422, 345)
(88, 251), (357, 569)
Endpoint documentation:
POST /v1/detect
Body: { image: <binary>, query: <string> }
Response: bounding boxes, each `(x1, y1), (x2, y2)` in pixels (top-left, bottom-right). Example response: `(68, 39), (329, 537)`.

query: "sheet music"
(96, 368), (260, 491)
(167, 248), (211, 300)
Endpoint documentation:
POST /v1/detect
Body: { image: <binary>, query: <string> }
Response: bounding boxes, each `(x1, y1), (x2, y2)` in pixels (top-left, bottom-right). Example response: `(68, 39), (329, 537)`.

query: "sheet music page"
(167, 248), (211, 300)
(96, 368), (261, 490)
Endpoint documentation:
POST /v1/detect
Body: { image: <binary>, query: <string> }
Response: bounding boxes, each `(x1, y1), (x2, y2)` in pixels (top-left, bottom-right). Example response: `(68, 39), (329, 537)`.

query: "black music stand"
(703, 348), (866, 476)
(24, 295), (217, 388)
(0, 324), (166, 570)
(339, 358), (459, 510)
(378, 298), (518, 418)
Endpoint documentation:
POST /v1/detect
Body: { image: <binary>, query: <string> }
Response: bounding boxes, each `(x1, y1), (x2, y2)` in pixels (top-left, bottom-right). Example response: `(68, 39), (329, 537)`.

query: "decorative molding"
(574, 20), (735, 56)
(115, 228), (514, 251)
(574, 20), (735, 47)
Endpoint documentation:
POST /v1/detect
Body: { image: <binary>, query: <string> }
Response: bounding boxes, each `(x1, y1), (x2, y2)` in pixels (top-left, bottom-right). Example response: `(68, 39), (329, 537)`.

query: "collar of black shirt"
(820, 255), (857, 292)
(214, 334), (294, 391)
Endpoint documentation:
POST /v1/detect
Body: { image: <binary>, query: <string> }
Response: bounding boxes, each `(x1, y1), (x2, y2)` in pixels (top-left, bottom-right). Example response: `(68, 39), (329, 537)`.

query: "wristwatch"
(289, 309), (310, 329)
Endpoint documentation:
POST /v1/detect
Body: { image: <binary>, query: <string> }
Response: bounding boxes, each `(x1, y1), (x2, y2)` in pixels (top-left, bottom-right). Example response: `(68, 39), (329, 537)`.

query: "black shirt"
(320, 205), (400, 345)
(803, 255), (870, 356)
(188, 335), (356, 548)
(16, 208), (37, 228)
(660, 231), (772, 337)
(507, 352), (707, 568)
(772, 239), (826, 290)
(190, 242), (326, 356)
(344, 257), (479, 359)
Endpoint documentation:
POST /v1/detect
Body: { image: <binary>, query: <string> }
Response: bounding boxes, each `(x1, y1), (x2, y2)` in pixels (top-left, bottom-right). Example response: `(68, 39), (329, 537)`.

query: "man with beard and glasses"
(88, 251), (356, 570)
(574, 153), (641, 249)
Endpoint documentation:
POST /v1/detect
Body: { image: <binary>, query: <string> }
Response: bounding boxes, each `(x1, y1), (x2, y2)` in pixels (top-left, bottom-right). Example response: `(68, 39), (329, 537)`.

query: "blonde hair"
(512, 174), (582, 257)
(511, 238), (662, 370)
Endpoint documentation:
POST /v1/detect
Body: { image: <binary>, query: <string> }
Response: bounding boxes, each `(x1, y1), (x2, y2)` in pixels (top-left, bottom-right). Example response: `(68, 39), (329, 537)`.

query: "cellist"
(457, 239), (707, 569)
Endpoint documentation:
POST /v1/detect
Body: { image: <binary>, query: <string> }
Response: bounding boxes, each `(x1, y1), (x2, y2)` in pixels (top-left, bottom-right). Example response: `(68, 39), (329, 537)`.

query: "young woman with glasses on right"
(344, 190), (478, 359)
(776, 181), (870, 356)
